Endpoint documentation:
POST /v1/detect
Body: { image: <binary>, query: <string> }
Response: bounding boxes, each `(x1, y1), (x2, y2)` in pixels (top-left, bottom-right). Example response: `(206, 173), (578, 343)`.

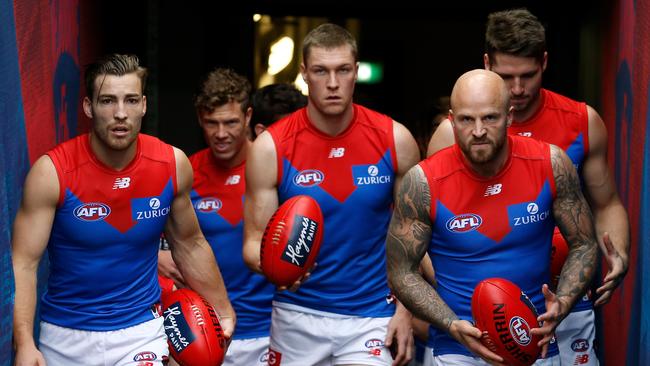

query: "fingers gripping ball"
(260, 195), (324, 287)
(472, 278), (541, 366)
(162, 289), (226, 366)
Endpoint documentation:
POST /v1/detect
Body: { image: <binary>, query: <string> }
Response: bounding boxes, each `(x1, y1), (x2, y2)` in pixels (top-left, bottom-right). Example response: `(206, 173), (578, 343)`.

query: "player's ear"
(83, 96), (93, 119)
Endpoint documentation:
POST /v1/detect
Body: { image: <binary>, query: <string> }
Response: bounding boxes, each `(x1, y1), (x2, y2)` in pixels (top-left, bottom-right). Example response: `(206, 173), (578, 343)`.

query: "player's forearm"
(174, 237), (235, 319)
(12, 268), (38, 348)
(556, 237), (598, 311)
(389, 269), (458, 332)
(594, 201), (630, 263)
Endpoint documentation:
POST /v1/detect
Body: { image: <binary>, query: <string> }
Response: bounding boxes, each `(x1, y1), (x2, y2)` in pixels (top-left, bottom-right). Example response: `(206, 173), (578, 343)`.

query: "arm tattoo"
(550, 145), (598, 308)
(386, 166), (459, 331)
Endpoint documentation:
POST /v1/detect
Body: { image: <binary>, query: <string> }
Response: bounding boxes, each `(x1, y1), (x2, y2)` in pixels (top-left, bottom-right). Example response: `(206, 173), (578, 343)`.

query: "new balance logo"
(225, 175), (240, 185)
(328, 147), (345, 158)
(113, 177), (131, 189)
(484, 183), (502, 196)
(518, 132), (532, 137)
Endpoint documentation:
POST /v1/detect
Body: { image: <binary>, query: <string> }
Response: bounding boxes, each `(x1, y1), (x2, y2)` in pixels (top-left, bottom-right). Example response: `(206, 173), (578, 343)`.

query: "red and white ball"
(161, 288), (226, 366)
(471, 278), (541, 366)
(260, 195), (324, 287)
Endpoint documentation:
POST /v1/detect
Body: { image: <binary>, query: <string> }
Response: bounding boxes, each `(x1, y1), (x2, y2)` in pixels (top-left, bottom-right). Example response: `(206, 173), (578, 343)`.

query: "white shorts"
(269, 305), (393, 365)
(555, 309), (599, 366)
(223, 336), (270, 366)
(432, 354), (559, 365)
(39, 318), (168, 366)
(422, 346), (434, 366)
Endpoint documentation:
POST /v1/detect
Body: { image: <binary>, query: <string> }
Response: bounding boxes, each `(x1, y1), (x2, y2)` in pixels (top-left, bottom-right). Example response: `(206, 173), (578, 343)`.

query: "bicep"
(165, 149), (201, 244)
(426, 119), (455, 157)
(550, 145), (595, 245)
(582, 106), (619, 209)
(12, 156), (59, 267)
(386, 166), (433, 272)
(244, 132), (279, 241)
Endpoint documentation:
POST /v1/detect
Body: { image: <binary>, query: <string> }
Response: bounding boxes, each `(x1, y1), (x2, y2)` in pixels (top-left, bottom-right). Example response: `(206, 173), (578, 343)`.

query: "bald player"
(387, 69), (598, 365)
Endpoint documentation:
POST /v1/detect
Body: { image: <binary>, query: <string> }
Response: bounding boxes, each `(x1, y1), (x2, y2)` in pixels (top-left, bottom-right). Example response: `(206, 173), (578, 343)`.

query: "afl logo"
(195, 197), (222, 213)
(571, 339), (589, 352)
(446, 214), (482, 233)
(364, 338), (384, 348)
(293, 169), (324, 187)
(509, 316), (532, 346)
(527, 203), (539, 214)
(74, 202), (111, 221)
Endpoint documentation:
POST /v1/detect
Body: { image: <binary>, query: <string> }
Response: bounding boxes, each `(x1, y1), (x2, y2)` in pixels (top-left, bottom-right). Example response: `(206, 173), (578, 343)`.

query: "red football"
(260, 195), (324, 287)
(157, 274), (175, 304)
(161, 288), (226, 366)
(471, 278), (541, 366)
(549, 230), (569, 290)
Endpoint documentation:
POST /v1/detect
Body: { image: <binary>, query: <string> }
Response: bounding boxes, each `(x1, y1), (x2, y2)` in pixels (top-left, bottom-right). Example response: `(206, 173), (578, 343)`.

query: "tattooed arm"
(532, 145), (599, 347)
(386, 166), (504, 364)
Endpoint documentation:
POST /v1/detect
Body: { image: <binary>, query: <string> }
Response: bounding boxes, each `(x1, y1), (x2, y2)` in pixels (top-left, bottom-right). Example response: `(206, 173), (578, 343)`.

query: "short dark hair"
(194, 68), (251, 114)
(251, 83), (307, 129)
(85, 54), (147, 101)
(485, 9), (546, 63)
(302, 23), (358, 65)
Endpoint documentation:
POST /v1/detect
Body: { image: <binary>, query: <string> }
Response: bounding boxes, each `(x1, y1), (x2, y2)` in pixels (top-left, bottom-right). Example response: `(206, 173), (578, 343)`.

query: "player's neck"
(306, 103), (354, 136)
(89, 133), (137, 171)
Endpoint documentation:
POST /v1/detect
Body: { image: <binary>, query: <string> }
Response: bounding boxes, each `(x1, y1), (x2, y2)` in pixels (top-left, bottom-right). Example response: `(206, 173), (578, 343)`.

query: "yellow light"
(253, 14), (262, 22)
(267, 36), (294, 75)
(294, 73), (308, 95)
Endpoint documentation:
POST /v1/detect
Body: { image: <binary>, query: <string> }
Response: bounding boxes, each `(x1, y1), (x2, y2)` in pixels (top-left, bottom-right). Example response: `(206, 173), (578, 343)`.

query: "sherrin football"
(471, 278), (541, 366)
(161, 288), (226, 366)
(260, 195), (324, 287)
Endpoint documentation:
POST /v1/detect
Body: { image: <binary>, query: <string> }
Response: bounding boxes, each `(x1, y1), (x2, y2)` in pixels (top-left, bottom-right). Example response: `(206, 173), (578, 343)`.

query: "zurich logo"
(149, 198), (161, 209)
(195, 197), (222, 213)
(509, 316), (532, 346)
(446, 213), (482, 233)
(74, 202), (111, 222)
(293, 169), (324, 187)
(526, 203), (539, 214)
(367, 165), (379, 177)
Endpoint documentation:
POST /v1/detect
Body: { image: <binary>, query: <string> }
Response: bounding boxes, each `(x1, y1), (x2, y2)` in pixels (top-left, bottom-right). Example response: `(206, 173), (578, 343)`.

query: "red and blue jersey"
(189, 148), (273, 340)
(43, 134), (177, 331)
(508, 88), (592, 311)
(421, 136), (558, 358)
(267, 104), (397, 317)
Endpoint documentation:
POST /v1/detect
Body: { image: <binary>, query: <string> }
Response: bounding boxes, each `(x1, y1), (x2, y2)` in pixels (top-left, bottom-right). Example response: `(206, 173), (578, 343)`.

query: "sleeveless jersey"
(189, 148), (273, 339)
(267, 104), (397, 317)
(508, 88), (592, 311)
(43, 134), (177, 331)
(421, 136), (558, 358)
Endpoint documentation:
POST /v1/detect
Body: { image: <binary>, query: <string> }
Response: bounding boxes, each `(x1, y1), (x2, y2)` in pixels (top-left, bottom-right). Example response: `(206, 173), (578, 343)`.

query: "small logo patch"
(509, 316), (532, 346)
(446, 214), (482, 233)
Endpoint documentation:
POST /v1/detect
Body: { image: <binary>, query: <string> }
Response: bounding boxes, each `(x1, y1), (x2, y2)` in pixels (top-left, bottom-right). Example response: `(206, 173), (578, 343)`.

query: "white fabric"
(269, 306), (394, 365)
(39, 318), (168, 366)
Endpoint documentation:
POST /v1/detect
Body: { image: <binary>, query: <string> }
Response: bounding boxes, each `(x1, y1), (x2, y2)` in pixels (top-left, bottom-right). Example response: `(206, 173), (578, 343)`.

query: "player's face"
(485, 52), (546, 119)
(301, 45), (357, 117)
(84, 73), (146, 152)
(451, 91), (512, 169)
(199, 100), (251, 167)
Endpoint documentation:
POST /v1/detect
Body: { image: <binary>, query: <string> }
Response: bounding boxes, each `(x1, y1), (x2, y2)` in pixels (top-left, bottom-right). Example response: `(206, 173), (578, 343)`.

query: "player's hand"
(531, 284), (569, 357)
(218, 314), (236, 341)
(595, 232), (628, 306)
(448, 320), (506, 366)
(385, 302), (413, 366)
(14, 344), (46, 366)
(158, 250), (186, 288)
(277, 263), (317, 292)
